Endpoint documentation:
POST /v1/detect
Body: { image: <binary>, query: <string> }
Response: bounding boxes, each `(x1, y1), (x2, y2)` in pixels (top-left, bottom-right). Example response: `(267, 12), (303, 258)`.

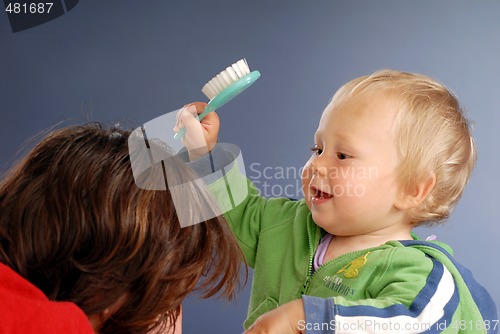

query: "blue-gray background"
(1, 1), (499, 333)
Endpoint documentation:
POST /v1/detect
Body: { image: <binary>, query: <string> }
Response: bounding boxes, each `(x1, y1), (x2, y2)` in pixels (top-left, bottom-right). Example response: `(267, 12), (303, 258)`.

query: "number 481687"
(5, 2), (53, 14)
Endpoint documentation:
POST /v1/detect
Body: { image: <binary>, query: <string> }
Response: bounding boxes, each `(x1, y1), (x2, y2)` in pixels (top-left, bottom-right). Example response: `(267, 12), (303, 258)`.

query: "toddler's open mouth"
(311, 186), (333, 204)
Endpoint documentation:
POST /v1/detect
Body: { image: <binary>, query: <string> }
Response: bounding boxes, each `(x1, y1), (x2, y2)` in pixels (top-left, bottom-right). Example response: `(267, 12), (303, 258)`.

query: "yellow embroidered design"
(337, 252), (371, 278)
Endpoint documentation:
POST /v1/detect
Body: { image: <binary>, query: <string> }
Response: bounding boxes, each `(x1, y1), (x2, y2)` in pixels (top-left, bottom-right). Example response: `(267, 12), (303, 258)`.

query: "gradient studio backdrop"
(1, 1), (499, 333)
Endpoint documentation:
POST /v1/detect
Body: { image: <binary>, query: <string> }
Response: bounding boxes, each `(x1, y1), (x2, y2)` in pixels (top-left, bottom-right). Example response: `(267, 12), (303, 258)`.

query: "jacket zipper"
(302, 242), (382, 295)
(302, 217), (317, 295)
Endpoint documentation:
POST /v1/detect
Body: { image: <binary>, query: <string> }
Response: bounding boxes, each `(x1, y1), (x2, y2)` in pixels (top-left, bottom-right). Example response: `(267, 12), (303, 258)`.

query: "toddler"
(178, 70), (498, 333)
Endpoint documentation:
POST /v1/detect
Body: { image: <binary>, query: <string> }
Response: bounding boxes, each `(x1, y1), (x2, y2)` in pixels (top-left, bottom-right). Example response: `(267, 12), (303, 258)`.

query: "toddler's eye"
(337, 152), (352, 160)
(310, 145), (323, 156)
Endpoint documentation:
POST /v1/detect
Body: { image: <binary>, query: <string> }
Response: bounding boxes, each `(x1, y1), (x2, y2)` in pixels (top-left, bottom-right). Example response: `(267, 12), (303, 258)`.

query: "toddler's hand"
(173, 102), (220, 160)
(244, 299), (305, 334)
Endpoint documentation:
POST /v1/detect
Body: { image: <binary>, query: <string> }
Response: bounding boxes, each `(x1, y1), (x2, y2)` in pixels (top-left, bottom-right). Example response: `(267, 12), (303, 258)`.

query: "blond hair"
(331, 70), (476, 225)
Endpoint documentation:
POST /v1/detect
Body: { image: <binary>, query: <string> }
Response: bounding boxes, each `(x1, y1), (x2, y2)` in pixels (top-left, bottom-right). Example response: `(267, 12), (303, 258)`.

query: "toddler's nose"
(311, 161), (328, 176)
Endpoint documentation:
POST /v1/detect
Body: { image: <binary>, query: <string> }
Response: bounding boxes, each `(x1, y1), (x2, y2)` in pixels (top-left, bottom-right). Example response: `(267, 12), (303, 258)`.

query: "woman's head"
(0, 123), (243, 333)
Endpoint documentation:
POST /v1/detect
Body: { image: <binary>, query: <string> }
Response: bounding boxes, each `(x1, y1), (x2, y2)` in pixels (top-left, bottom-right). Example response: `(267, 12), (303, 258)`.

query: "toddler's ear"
(395, 173), (436, 210)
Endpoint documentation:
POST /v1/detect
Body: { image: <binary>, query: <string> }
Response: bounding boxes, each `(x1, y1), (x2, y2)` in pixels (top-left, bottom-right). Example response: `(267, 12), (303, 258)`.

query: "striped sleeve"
(303, 258), (461, 334)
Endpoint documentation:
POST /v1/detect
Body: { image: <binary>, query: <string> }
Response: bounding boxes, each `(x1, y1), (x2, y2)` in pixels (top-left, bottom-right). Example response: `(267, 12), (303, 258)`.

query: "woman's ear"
(395, 172), (436, 210)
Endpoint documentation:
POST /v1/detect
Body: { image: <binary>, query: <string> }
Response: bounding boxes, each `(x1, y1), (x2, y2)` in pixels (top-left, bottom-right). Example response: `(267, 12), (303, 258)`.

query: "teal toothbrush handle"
(174, 70), (260, 140)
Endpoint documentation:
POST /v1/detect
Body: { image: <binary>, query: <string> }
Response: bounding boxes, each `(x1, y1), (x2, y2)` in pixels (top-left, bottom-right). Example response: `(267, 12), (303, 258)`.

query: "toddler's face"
(301, 94), (408, 236)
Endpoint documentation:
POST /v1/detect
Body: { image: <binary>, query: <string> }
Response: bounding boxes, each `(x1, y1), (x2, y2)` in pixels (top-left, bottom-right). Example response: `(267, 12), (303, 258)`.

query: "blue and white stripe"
(333, 259), (459, 334)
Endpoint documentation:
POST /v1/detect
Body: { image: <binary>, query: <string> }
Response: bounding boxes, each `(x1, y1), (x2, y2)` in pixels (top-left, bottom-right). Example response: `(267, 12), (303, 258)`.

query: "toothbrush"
(174, 58), (260, 140)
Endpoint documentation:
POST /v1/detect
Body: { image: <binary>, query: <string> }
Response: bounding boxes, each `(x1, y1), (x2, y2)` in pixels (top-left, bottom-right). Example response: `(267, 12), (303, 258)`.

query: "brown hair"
(330, 70), (476, 225)
(0, 123), (244, 333)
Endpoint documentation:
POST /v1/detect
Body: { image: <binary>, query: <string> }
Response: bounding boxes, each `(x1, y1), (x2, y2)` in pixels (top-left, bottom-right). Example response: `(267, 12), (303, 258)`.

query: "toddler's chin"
(310, 212), (329, 230)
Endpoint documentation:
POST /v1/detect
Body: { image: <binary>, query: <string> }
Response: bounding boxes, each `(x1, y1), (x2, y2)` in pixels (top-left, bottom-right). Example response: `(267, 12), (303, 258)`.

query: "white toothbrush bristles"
(201, 58), (252, 100)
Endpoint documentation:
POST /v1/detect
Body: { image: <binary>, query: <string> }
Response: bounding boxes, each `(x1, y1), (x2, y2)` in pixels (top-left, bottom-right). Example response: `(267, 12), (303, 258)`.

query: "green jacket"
(190, 144), (499, 333)
(201, 147), (498, 333)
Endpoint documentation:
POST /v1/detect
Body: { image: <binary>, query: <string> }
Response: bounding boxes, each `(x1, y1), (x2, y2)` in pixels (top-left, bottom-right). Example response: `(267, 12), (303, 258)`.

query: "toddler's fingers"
(200, 110), (220, 145)
(178, 106), (201, 135)
(173, 102), (209, 132)
(173, 104), (198, 132)
(200, 108), (219, 127)
(189, 101), (208, 115)
(188, 102), (220, 143)
(189, 101), (220, 132)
